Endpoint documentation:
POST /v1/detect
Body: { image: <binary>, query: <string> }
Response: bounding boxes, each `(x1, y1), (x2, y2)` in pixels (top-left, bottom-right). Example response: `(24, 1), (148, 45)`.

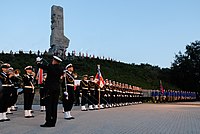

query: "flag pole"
(97, 65), (101, 110)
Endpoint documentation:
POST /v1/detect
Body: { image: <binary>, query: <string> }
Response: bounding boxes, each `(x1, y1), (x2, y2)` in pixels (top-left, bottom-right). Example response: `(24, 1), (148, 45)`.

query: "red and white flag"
(95, 65), (105, 88)
(160, 80), (164, 94)
(37, 68), (43, 85)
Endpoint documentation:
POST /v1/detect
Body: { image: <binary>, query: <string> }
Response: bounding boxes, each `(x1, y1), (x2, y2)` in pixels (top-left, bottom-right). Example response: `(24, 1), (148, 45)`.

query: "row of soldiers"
(0, 58), (144, 123)
(151, 90), (196, 103)
(77, 75), (143, 111)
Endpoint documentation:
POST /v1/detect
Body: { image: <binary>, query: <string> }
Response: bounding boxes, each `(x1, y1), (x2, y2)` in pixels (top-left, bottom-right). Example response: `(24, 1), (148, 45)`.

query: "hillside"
(0, 52), (175, 90)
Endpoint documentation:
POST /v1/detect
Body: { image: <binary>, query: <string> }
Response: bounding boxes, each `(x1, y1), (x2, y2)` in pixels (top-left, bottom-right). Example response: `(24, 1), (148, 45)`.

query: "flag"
(160, 80), (164, 94)
(95, 65), (105, 88)
(37, 68), (43, 85)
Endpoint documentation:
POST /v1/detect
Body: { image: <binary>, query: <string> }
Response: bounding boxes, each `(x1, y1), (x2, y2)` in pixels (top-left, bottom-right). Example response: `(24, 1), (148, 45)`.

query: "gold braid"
(81, 80), (88, 87)
(66, 74), (74, 83)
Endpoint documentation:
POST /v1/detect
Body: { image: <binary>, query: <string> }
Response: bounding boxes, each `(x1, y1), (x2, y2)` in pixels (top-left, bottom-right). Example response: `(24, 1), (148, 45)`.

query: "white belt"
(114, 90), (117, 92)
(67, 84), (74, 87)
(90, 88), (95, 91)
(106, 89), (109, 91)
(101, 90), (105, 92)
(24, 86), (33, 89)
(82, 87), (88, 90)
(2, 84), (14, 87)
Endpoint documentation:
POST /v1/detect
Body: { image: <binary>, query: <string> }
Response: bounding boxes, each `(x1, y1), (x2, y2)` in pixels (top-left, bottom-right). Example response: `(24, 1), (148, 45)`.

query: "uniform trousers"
(62, 86), (74, 112)
(88, 90), (95, 105)
(0, 87), (12, 113)
(81, 89), (88, 106)
(24, 88), (34, 110)
(10, 88), (18, 107)
(45, 90), (59, 126)
(39, 87), (46, 106)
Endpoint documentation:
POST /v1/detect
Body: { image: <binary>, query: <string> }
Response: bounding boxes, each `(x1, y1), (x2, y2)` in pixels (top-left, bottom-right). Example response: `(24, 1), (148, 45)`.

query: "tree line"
(0, 40), (199, 92)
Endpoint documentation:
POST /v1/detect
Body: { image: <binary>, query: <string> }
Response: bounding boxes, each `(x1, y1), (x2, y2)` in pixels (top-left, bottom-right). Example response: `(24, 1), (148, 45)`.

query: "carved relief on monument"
(49, 5), (70, 58)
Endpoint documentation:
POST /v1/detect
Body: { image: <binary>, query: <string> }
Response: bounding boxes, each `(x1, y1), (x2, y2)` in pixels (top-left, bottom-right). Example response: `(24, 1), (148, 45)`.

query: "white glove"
(64, 91), (68, 96)
(64, 91), (68, 100)
(36, 57), (42, 62)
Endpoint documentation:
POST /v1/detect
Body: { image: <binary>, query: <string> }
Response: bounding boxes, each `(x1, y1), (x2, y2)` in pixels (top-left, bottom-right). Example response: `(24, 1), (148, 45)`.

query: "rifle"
(63, 71), (69, 100)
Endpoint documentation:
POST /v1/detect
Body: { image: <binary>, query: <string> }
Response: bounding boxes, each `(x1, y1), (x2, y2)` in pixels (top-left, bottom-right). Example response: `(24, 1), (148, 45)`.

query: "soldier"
(109, 80), (114, 107)
(115, 82), (120, 107)
(5, 67), (15, 114)
(104, 79), (111, 108)
(0, 63), (13, 122)
(38, 73), (47, 112)
(121, 83), (126, 106)
(112, 81), (117, 107)
(99, 81), (106, 109)
(10, 69), (23, 111)
(62, 64), (75, 120)
(80, 75), (89, 111)
(23, 66), (35, 118)
(74, 77), (80, 106)
(37, 56), (63, 127)
(118, 83), (122, 106)
(88, 76), (96, 110)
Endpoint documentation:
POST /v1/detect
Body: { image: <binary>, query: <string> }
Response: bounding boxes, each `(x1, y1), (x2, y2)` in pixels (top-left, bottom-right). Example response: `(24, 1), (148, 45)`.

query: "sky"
(0, 0), (200, 68)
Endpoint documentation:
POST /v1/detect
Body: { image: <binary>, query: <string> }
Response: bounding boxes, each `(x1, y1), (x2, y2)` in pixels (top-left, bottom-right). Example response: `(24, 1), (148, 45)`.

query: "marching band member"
(0, 63), (13, 122)
(23, 66), (35, 118)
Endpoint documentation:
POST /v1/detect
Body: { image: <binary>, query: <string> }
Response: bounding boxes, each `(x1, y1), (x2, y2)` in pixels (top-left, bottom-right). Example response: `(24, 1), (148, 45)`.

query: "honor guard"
(80, 75), (89, 111)
(62, 64), (75, 120)
(0, 63), (13, 122)
(23, 66), (35, 118)
(74, 73), (80, 106)
(115, 81), (120, 106)
(11, 69), (23, 111)
(5, 67), (15, 114)
(112, 81), (117, 107)
(10, 69), (23, 111)
(109, 80), (114, 107)
(38, 56), (63, 127)
(100, 81), (106, 109)
(88, 76), (96, 110)
(37, 72), (47, 112)
(104, 79), (111, 108)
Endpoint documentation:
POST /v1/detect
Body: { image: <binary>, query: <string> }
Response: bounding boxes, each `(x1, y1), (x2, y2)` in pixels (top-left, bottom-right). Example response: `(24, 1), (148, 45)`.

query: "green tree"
(171, 40), (200, 92)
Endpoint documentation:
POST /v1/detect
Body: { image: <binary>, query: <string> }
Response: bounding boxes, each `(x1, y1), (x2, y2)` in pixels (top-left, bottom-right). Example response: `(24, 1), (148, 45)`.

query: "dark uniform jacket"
(37, 63), (63, 94)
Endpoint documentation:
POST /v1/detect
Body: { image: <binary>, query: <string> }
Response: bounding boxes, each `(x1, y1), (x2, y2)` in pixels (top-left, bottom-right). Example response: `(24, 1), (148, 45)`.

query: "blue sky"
(1, 0), (200, 68)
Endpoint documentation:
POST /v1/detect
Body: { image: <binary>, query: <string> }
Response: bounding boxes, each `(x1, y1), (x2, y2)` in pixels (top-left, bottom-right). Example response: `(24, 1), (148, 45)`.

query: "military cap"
(25, 66), (33, 70)
(83, 75), (88, 77)
(1, 63), (10, 68)
(89, 76), (94, 78)
(53, 56), (62, 62)
(66, 63), (73, 69)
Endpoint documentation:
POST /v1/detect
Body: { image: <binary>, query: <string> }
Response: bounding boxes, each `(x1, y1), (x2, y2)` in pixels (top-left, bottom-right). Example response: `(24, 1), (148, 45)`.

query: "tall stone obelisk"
(48, 5), (70, 58)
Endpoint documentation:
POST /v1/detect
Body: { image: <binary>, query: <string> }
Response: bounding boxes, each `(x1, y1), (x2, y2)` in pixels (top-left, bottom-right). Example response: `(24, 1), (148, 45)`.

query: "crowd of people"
(151, 90), (196, 103)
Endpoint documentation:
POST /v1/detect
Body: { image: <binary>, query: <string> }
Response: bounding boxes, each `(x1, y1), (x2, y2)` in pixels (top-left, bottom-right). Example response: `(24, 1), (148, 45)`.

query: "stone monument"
(48, 5), (70, 58)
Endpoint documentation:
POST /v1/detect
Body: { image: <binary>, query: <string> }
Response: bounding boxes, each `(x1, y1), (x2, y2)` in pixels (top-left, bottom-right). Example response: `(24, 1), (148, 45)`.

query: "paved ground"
(1, 102), (200, 134)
